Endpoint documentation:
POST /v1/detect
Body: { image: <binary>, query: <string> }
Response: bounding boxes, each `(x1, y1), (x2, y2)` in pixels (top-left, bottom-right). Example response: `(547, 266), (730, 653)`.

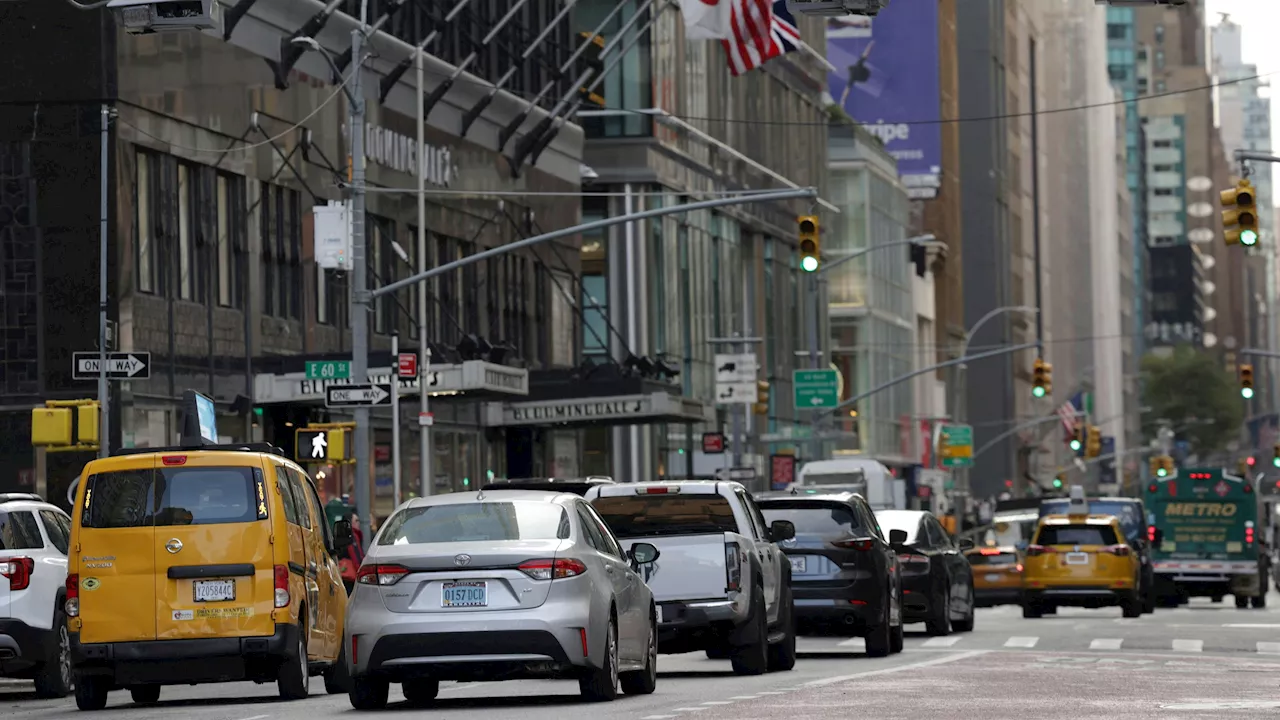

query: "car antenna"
(476, 487), (486, 501)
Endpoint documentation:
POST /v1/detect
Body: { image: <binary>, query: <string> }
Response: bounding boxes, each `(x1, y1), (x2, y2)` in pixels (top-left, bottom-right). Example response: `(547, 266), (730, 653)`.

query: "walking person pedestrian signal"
(294, 428), (346, 463)
(311, 432), (327, 458)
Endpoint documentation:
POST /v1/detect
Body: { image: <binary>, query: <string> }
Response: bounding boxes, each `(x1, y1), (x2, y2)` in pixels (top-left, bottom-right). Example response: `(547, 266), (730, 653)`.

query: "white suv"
(0, 493), (72, 698)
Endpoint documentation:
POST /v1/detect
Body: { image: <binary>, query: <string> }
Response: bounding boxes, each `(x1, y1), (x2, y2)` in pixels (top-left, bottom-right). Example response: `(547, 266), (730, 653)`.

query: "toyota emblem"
(165, 538), (183, 554)
(454, 554), (471, 567)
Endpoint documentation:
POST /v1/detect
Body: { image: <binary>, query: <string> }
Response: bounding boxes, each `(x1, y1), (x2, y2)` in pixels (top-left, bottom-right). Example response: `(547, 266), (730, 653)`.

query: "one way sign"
(73, 352), (151, 380)
(325, 383), (392, 408)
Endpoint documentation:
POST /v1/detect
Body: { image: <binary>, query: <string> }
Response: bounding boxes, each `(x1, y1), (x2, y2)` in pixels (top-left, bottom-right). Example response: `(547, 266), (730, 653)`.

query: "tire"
(1121, 593), (1142, 618)
(349, 677), (389, 710)
(926, 587), (951, 636)
(277, 626), (310, 700)
(766, 587), (797, 672)
(1043, 605), (1058, 615)
(730, 587), (769, 676)
(323, 643), (351, 694)
(129, 685), (161, 704)
(705, 647), (731, 660)
(1236, 595), (1250, 609)
(864, 595), (892, 658)
(1214, 595), (1225, 604)
(1022, 602), (1042, 619)
(579, 617), (619, 702)
(620, 614), (658, 695)
(1253, 594), (1267, 609)
(33, 612), (72, 699)
(74, 674), (110, 711)
(402, 679), (440, 705)
(1142, 591), (1157, 615)
(952, 587), (975, 633)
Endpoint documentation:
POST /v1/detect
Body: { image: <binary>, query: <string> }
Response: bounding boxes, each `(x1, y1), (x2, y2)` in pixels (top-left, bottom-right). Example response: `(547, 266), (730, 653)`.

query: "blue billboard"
(826, 2), (942, 198)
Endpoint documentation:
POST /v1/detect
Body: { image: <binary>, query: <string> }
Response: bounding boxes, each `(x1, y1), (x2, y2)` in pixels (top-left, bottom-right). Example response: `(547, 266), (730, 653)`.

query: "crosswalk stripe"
(921, 636), (962, 648)
(1004, 636), (1039, 648)
(1257, 642), (1280, 655)
(1172, 639), (1204, 652)
(1090, 638), (1123, 650)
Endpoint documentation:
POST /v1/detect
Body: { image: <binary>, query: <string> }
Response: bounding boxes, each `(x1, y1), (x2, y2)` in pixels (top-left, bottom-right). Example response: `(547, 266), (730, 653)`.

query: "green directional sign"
(938, 423), (974, 469)
(305, 360), (351, 380)
(793, 369), (839, 410)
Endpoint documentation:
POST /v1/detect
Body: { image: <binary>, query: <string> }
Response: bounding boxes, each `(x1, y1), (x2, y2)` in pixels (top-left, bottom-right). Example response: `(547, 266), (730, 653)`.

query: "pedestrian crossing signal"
(295, 429), (347, 463)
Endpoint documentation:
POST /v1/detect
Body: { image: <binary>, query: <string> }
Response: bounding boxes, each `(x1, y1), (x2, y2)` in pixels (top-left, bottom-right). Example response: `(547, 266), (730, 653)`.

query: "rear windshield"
(759, 502), (863, 537)
(80, 466), (269, 528)
(1040, 500), (1143, 541)
(968, 552), (1019, 566)
(377, 502), (570, 545)
(1035, 524), (1118, 546)
(0, 510), (43, 550)
(591, 495), (737, 537)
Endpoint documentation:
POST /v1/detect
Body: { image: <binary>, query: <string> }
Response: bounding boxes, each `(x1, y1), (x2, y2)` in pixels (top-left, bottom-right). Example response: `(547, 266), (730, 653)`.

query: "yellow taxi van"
(1021, 490), (1142, 620)
(65, 391), (355, 710)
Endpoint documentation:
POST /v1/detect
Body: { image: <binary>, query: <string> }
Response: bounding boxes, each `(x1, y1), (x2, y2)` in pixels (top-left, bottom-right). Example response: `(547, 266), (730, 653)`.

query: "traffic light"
(30, 399), (101, 452)
(798, 216), (820, 272)
(753, 380), (770, 416)
(1273, 443), (1280, 468)
(1221, 179), (1259, 247)
(1150, 456), (1164, 478)
(1031, 358), (1052, 398)
(1052, 475), (1064, 489)
(1068, 422), (1084, 453)
(1240, 363), (1255, 399)
(1149, 454), (1173, 478)
(1085, 425), (1101, 458)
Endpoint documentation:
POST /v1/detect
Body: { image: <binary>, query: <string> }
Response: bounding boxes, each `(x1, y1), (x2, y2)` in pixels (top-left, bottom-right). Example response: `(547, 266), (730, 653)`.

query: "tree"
(1140, 347), (1244, 456)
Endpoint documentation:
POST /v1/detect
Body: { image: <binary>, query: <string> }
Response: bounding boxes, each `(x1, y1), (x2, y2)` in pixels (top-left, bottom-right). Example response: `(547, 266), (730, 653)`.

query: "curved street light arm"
(831, 342), (1038, 414)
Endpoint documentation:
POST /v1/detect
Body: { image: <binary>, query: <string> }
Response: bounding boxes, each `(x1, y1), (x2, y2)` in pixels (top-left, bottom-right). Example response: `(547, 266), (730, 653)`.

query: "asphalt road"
(7, 594), (1280, 718)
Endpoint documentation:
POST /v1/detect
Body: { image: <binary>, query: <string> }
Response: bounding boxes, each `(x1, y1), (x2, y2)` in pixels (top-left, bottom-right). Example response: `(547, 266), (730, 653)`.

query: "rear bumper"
(900, 574), (937, 621)
(1023, 586), (1133, 607)
(791, 581), (884, 627)
(0, 618), (56, 666)
(70, 623), (296, 686)
(655, 598), (749, 653)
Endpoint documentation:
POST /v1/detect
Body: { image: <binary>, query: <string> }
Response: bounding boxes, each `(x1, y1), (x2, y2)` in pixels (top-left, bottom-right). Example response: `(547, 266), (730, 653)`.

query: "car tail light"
(833, 538), (874, 551)
(1147, 483), (1157, 494)
(1105, 545), (1131, 557)
(1026, 545), (1055, 557)
(1147, 525), (1156, 542)
(636, 486), (680, 494)
(897, 554), (930, 567)
(1246, 524), (1255, 545)
(1015, 563), (1024, 573)
(979, 548), (1002, 556)
(1245, 484), (1254, 494)
(162, 455), (187, 466)
(518, 558), (587, 580)
(351, 635), (358, 663)
(726, 542), (742, 592)
(65, 573), (79, 617)
(274, 564), (290, 607)
(1, 557), (33, 592)
(356, 564), (410, 586)
(579, 628), (589, 657)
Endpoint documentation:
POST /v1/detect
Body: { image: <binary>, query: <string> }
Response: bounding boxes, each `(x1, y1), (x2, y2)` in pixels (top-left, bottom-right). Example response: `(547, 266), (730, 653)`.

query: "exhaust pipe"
(842, 615), (856, 625)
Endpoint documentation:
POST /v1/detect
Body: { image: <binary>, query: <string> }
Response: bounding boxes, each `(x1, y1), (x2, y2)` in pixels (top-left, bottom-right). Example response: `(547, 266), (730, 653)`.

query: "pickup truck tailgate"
(616, 534), (730, 603)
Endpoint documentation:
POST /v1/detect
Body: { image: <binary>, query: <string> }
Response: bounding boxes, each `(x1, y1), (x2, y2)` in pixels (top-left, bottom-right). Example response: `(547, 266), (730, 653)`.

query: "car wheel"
(951, 585), (975, 633)
(1142, 590), (1157, 614)
(1121, 593), (1143, 618)
(620, 613), (658, 695)
(34, 611), (72, 699)
(129, 685), (161, 704)
(1236, 595), (1250, 609)
(74, 674), (110, 711)
(349, 676), (390, 710)
(323, 643), (351, 694)
(865, 592), (893, 658)
(1022, 601), (1042, 619)
(277, 626), (310, 700)
(579, 617), (619, 702)
(402, 679), (440, 705)
(766, 586), (797, 672)
(890, 599), (905, 655)
(730, 586), (769, 676)
(926, 587), (951, 636)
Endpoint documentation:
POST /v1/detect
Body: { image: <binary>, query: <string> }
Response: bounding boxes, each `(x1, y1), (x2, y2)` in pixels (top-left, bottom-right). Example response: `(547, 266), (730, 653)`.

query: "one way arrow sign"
(325, 383), (392, 408)
(73, 352), (152, 380)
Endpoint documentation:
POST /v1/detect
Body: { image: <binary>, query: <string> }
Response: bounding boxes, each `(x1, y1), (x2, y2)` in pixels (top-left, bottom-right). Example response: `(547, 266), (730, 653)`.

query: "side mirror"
(958, 538), (975, 551)
(333, 520), (355, 551)
(629, 542), (660, 564)
(768, 520), (796, 543)
(889, 529), (908, 545)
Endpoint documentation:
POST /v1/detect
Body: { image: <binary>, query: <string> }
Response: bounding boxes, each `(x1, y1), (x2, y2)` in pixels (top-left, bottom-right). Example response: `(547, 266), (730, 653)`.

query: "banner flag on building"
(679, 0), (802, 76)
(677, 0), (733, 40)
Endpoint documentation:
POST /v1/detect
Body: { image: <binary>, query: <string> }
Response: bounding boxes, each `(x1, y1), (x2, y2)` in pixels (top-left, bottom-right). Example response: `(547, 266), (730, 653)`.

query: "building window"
(574, 0), (653, 138)
(176, 164), (194, 301)
(1153, 188), (1175, 196)
(215, 173), (245, 308)
(216, 176), (232, 306)
(550, 271), (576, 367)
(261, 183), (302, 319)
(582, 274), (608, 359)
(1107, 24), (1127, 40)
(136, 151), (155, 294)
(1155, 80), (1166, 93)
(1154, 24), (1164, 44)
(1153, 140), (1173, 148)
(1155, 50), (1164, 70)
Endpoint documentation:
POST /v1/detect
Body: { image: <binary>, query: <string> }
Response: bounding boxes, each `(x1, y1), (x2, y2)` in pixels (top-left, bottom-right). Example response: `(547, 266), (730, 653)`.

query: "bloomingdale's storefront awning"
(482, 392), (715, 428)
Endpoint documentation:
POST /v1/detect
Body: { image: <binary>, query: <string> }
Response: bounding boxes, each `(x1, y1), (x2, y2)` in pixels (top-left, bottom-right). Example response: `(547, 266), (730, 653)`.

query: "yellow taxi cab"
(64, 391), (355, 711)
(1021, 509), (1142, 619)
(965, 546), (1023, 607)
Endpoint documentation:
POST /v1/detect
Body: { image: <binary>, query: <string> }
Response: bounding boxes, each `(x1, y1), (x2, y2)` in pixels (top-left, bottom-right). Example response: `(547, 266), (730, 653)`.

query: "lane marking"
(921, 636), (962, 648)
(836, 638), (865, 649)
(804, 650), (989, 688)
(729, 695), (759, 699)
(1224, 623), (1280, 628)
(233, 716), (270, 720)
(701, 701), (733, 705)
(672, 708), (708, 712)
(757, 691), (786, 695)
(1004, 636), (1039, 648)
(1258, 642), (1280, 655)
(641, 716), (677, 719)
(1172, 639), (1204, 653)
(1090, 638), (1123, 650)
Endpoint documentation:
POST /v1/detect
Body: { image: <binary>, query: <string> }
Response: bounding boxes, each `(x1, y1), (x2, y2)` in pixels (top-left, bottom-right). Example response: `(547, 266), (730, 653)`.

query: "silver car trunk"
(373, 539), (569, 614)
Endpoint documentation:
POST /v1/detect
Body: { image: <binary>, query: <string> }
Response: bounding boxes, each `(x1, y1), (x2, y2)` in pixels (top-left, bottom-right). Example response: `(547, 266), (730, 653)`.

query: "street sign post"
(73, 352), (151, 380)
(938, 423), (974, 469)
(325, 384), (392, 408)
(793, 369), (839, 409)
(714, 353), (758, 405)
(306, 360), (351, 380)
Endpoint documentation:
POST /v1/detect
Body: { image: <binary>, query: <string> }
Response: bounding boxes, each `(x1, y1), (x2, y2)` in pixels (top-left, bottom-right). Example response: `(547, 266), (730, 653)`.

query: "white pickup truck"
(585, 481), (797, 676)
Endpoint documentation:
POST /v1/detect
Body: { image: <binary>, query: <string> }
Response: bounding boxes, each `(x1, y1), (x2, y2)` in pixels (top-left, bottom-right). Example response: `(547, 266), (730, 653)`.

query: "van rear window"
(80, 466), (269, 528)
(590, 495), (738, 537)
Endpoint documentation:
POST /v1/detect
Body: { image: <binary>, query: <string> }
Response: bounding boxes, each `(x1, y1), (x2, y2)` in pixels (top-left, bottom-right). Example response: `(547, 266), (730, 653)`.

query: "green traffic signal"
(1032, 385), (1046, 398)
(1069, 439), (1082, 452)
(1052, 478), (1063, 489)
(1272, 456), (1280, 469)
(1242, 229), (1259, 246)
(801, 255), (819, 272)
(1156, 467), (1168, 478)
(1242, 387), (1255, 399)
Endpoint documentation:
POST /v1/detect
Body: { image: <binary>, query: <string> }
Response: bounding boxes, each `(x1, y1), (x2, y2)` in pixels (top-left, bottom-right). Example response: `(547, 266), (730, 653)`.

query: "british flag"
(721, 0), (802, 77)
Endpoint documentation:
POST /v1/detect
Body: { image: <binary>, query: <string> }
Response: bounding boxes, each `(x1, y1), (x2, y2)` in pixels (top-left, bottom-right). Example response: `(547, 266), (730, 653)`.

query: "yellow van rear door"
(74, 460), (158, 644)
(152, 454), (275, 641)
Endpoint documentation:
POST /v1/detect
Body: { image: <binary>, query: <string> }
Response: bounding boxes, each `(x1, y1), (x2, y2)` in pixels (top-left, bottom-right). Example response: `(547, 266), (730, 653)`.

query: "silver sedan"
(344, 489), (661, 709)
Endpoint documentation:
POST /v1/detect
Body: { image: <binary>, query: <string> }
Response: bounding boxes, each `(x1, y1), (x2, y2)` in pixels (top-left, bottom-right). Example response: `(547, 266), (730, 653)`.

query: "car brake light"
(356, 564), (410, 586)
(636, 486), (679, 494)
(1, 557), (33, 592)
(1246, 524), (1255, 545)
(65, 573), (79, 617)
(1026, 545), (1055, 557)
(979, 548), (1002, 556)
(725, 542), (742, 592)
(518, 558), (587, 580)
(897, 554), (929, 566)
(1015, 563), (1024, 573)
(1147, 483), (1157, 493)
(579, 628), (589, 657)
(1105, 544), (1131, 557)
(162, 455), (187, 466)
(833, 538), (875, 551)
(274, 564), (290, 608)
(1147, 525), (1156, 542)
(1245, 484), (1254, 494)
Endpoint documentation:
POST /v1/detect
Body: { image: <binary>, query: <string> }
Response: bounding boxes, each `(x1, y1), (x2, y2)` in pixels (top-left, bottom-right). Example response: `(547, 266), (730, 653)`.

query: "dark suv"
(482, 475), (616, 497)
(757, 491), (904, 657)
(1039, 496), (1155, 614)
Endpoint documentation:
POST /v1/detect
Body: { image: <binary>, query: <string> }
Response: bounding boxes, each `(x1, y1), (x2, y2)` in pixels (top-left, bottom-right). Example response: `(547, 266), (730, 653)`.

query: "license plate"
(442, 581), (488, 607)
(193, 580), (235, 603)
(656, 605), (664, 624)
(985, 573), (1002, 582)
(790, 556), (807, 573)
(1065, 552), (1090, 566)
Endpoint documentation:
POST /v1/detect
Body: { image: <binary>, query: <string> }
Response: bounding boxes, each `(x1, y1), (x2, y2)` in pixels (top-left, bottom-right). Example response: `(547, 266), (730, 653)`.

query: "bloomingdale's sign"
(342, 123), (458, 187)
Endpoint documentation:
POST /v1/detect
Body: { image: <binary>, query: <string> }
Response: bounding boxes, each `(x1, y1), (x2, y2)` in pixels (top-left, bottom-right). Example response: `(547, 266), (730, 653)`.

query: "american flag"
(721, 0), (801, 77)
(1056, 401), (1078, 435)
